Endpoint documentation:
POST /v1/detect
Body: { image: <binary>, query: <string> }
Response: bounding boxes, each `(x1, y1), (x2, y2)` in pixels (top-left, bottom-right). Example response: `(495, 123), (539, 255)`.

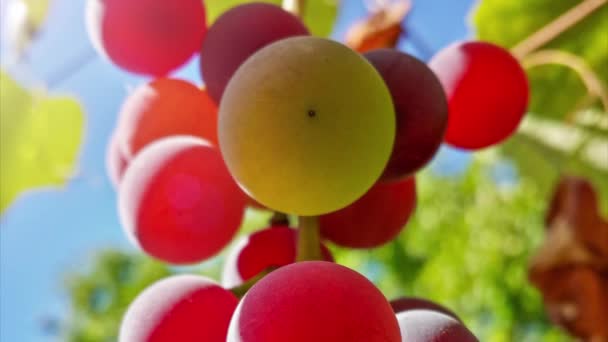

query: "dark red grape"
(227, 261), (401, 342)
(390, 297), (461, 321)
(200, 3), (309, 102)
(120, 275), (238, 342)
(428, 41), (529, 149)
(118, 136), (246, 264)
(222, 226), (333, 287)
(397, 310), (478, 341)
(320, 177), (416, 248)
(106, 131), (128, 188)
(86, 0), (207, 76)
(365, 49), (448, 180)
(116, 78), (218, 160)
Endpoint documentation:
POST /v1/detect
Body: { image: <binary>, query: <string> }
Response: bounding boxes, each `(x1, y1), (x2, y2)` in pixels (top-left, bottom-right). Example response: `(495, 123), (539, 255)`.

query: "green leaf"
(472, 0), (608, 119)
(0, 71), (84, 213)
(204, 0), (339, 37)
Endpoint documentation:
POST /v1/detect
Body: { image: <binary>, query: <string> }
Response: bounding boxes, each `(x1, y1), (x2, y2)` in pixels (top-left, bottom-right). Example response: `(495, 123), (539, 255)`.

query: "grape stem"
(229, 267), (276, 298)
(296, 216), (322, 261)
(270, 211), (290, 226)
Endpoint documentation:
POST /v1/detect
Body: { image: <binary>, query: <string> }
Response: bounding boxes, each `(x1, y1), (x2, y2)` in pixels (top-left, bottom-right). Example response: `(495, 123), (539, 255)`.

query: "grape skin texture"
(219, 37), (396, 216)
(390, 297), (461, 322)
(118, 136), (246, 264)
(86, 0), (206, 76)
(227, 261), (401, 342)
(119, 275), (238, 342)
(320, 177), (416, 248)
(222, 226), (333, 287)
(200, 3), (309, 102)
(106, 131), (128, 188)
(396, 310), (478, 342)
(365, 49), (448, 180)
(116, 78), (218, 160)
(428, 41), (529, 150)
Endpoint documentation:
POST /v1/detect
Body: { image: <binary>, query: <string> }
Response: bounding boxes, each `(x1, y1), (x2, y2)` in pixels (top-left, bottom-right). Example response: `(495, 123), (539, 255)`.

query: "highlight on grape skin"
(364, 49), (448, 180)
(200, 2), (309, 102)
(390, 297), (461, 322)
(119, 274), (238, 342)
(85, 0), (207, 76)
(429, 41), (529, 150)
(116, 78), (218, 161)
(118, 136), (247, 265)
(396, 310), (479, 342)
(221, 226), (333, 288)
(227, 261), (402, 342)
(219, 36), (396, 216)
(320, 177), (416, 249)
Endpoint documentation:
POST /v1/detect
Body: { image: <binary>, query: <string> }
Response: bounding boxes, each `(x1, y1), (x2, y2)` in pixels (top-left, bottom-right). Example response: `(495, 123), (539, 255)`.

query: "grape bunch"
(88, 1), (528, 341)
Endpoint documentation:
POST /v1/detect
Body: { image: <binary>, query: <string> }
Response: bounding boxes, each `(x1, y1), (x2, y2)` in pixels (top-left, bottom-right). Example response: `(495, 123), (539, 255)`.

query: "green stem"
(229, 267), (275, 298)
(296, 216), (322, 261)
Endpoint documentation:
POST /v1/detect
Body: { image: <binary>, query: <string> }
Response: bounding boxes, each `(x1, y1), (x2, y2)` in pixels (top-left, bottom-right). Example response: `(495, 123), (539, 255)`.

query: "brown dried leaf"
(345, 0), (411, 53)
(529, 176), (608, 340)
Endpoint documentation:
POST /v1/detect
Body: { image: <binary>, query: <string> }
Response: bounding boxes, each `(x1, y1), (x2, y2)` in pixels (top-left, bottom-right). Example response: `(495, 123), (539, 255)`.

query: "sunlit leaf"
(0, 71), (84, 213)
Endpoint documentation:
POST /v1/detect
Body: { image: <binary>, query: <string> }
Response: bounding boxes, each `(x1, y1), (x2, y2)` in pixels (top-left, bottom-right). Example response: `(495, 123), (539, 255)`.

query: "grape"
(119, 274), (238, 342)
(364, 49), (448, 179)
(86, 0), (207, 76)
(106, 131), (128, 188)
(428, 41), (529, 149)
(320, 177), (416, 248)
(396, 310), (478, 341)
(227, 261), (401, 342)
(200, 3), (309, 102)
(118, 136), (247, 264)
(390, 297), (460, 321)
(117, 78), (218, 160)
(219, 37), (395, 216)
(222, 226), (333, 287)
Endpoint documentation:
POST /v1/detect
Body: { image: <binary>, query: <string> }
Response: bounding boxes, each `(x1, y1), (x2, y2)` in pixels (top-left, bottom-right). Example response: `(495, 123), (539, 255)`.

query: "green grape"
(219, 37), (395, 216)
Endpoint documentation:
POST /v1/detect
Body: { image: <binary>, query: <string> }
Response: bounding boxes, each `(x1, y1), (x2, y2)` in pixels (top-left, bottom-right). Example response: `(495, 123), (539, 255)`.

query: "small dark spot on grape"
(307, 110), (316, 118)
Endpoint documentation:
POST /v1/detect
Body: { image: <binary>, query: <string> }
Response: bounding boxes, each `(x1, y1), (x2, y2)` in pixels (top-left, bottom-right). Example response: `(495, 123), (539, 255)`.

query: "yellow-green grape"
(219, 37), (395, 215)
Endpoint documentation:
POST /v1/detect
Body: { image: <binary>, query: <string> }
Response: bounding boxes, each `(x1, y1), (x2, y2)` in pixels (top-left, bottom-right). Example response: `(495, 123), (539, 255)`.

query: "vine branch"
(522, 49), (608, 113)
(511, 0), (607, 59)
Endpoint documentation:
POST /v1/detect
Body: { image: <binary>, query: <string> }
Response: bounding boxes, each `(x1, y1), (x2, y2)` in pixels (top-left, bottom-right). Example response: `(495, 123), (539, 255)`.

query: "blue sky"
(0, 1), (473, 340)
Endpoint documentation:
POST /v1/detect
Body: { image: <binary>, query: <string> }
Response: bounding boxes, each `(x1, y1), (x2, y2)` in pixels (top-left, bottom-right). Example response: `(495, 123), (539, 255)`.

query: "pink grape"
(118, 136), (247, 264)
(428, 41), (529, 149)
(397, 310), (478, 341)
(227, 261), (401, 342)
(119, 274), (238, 342)
(222, 226), (333, 287)
(86, 0), (207, 76)
(320, 177), (416, 248)
(106, 131), (128, 188)
(365, 49), (448, 179)
(116, 78), (218, 161)
(200, 3), (309, 102)
(390, 297), (461, 321)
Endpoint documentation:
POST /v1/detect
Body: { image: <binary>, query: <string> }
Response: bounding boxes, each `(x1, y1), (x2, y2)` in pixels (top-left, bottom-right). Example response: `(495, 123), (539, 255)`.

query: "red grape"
(365, 49), (448, 180)
(86, 0), (207, 76)
(119, 274), (238, 342)
(116, 78), (218, 160)
(106, 131), (128, 188)
(227, 261), (401, 342)
(320, 177), (416, 248)
(396, 310), (478, 341)
(118, 136), (247, 264)
(428, 41), (529, 149)
(390, 297), (460, 321)
(222, 226), (333, 287)
(200, 3), (309, 102)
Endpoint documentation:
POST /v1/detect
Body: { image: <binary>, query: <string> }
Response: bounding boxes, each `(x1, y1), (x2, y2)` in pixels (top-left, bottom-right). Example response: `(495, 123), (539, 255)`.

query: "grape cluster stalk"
(88, 0), (529, 340)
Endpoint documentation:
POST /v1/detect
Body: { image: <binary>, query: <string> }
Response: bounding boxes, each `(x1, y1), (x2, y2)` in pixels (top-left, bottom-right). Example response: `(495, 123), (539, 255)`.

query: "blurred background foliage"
(1, 0), (606, 341)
